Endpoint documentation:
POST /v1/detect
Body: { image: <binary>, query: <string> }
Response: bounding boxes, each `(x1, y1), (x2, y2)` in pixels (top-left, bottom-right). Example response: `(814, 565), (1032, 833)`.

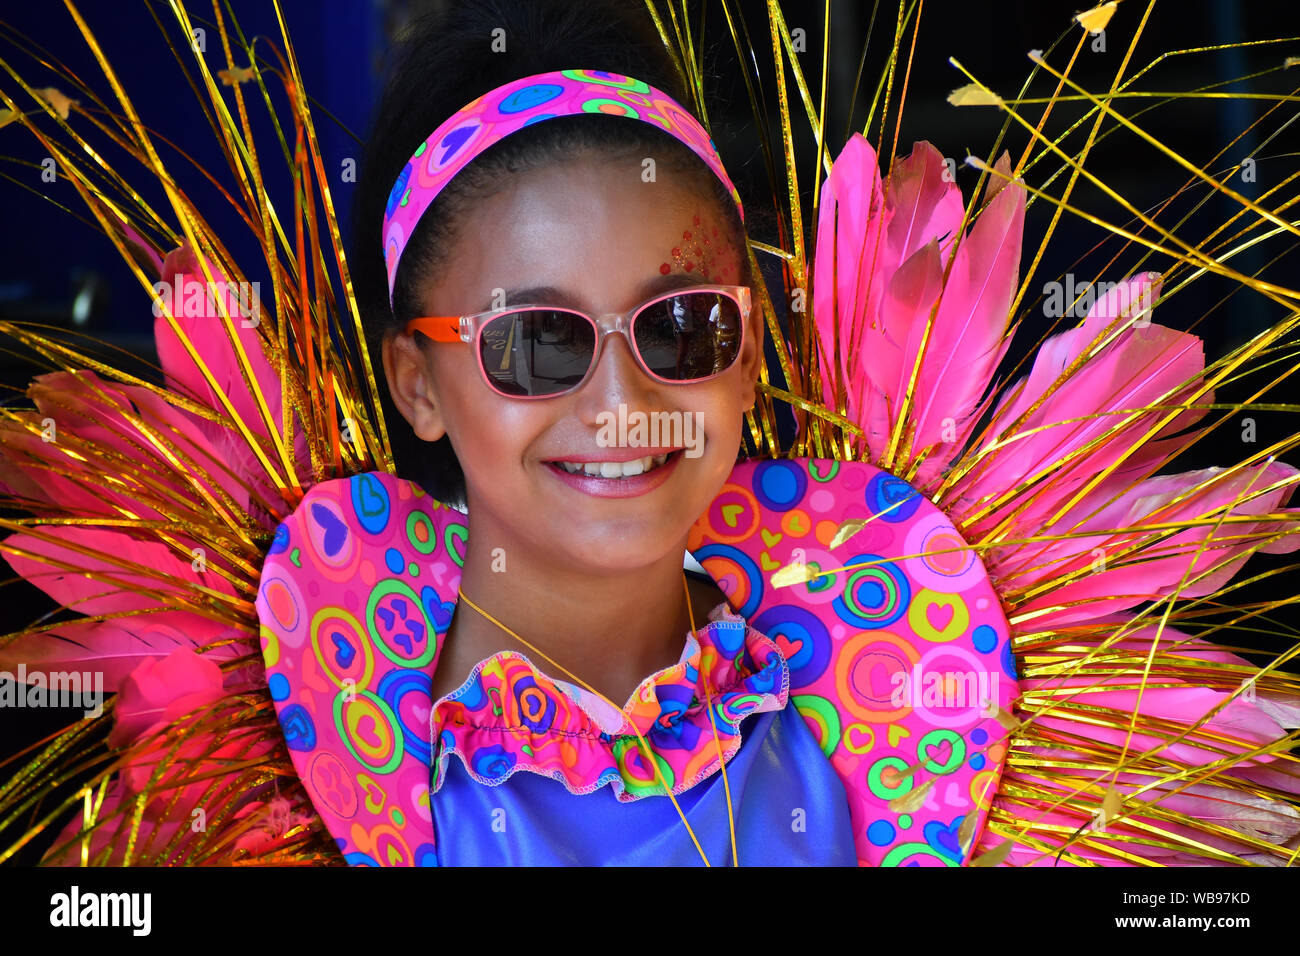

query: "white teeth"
(555, 453), (672, 478)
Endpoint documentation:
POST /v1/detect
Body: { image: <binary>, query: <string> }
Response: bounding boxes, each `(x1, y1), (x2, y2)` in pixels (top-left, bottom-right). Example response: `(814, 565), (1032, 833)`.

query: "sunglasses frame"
(404, 284), (752, 399)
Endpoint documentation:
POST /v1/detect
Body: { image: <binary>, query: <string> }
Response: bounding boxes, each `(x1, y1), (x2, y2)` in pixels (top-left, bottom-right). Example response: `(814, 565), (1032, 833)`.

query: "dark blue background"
(0, 0), (384, 348)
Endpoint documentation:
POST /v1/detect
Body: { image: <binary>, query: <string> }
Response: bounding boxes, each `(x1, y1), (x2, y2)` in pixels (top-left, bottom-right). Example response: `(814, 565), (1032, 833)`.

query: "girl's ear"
(382, 330), (448, 442)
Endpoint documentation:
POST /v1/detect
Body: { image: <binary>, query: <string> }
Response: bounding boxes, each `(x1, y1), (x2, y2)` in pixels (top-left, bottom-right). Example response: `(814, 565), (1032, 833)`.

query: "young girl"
(260, 0), (872, 866)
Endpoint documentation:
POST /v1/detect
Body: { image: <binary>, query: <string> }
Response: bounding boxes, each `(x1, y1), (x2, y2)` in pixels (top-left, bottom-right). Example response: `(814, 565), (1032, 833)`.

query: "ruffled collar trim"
(429, 599), (790, 802)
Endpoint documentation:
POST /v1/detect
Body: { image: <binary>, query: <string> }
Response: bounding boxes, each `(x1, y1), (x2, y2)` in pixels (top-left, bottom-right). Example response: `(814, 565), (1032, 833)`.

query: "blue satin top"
(430, 701), (859, 866)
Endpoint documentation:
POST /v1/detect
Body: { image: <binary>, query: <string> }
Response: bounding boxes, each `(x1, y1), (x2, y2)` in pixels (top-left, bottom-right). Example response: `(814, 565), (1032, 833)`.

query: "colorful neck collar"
(427, 598), (788, 800)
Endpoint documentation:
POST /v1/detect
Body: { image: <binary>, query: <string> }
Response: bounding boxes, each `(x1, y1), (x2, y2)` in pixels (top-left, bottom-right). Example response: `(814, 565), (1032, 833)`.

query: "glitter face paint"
(659, 211), (742, 284)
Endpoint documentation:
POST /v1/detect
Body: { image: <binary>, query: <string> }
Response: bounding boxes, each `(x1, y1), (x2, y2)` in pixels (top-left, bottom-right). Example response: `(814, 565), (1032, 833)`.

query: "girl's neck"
(429, 527), (727, 708)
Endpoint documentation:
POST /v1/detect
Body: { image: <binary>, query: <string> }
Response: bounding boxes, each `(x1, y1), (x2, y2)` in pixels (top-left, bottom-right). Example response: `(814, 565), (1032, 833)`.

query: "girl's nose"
(575, 328), (663, 415)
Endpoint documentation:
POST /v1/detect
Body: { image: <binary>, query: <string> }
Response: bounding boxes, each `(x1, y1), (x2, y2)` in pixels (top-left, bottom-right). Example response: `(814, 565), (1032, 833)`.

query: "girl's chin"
(544, 517), (692, 569)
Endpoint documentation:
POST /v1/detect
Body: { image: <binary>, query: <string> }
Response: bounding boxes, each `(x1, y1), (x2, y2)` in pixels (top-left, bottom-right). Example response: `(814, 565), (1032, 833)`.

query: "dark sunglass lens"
(479, 310), (594, 397)
(633, 292), (742, 381)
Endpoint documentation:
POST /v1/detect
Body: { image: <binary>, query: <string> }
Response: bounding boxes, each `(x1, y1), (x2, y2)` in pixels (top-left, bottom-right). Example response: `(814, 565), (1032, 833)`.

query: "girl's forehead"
(476, 157), (729, 230)
(423, 162), (742, 310)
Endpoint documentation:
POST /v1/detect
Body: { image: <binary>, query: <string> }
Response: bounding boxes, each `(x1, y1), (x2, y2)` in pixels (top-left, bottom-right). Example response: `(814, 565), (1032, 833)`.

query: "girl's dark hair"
(351, 0), (755, 511)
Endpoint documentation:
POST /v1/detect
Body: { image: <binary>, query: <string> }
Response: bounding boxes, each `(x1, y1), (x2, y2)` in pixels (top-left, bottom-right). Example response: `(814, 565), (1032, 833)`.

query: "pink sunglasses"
(404, 285), (751, 399)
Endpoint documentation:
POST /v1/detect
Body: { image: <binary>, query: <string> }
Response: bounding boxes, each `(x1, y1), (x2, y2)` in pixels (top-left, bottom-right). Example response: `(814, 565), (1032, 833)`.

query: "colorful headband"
(381, 68), (745, 307)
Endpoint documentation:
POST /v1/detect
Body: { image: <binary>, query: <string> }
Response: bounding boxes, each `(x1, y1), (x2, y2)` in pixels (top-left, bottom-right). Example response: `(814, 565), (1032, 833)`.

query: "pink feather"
(1000, 461), (1298, 626)
(881, 141), (965, 274)
(991, 613), (1300, 865)
(811, 133), (888, 427)
(949, 273), (1214, 536)
(0, 618), (243, 693)
(152, 244), (310, 490)
(910, 152), (1024, 453)
(808, 139), (1024, 472)
(2, 525), (238, 614)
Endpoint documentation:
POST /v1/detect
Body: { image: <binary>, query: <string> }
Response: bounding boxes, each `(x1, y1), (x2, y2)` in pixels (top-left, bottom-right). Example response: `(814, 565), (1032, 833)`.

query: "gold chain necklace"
(454, 571), (739, 866)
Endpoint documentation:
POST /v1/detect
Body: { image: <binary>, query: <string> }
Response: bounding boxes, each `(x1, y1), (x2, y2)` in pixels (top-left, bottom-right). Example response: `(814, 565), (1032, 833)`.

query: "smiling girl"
(254, 0), (1028, 866)
(392, 148), (757, 710)
(257, 0), (874, 866)
(381, 136), (759, 710)
(369, 5), (764, 679)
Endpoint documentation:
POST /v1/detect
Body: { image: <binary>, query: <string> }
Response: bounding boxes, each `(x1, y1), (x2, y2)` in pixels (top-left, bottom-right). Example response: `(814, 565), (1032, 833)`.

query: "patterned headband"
(381, 68), (745, 307)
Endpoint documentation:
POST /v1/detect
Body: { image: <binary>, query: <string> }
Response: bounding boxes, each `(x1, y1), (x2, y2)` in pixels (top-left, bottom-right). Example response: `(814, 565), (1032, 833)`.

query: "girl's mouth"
(554, 452), (671, 478)
(542, 449), (686, 498)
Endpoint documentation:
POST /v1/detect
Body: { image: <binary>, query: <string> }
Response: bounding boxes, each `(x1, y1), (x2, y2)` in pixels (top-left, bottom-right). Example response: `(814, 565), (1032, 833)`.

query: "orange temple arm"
(405, 316), (461, 341)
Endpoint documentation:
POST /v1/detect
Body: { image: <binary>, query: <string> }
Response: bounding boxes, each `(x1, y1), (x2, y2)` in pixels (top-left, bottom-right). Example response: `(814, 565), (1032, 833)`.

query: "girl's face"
(383, 153), (763, 574)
